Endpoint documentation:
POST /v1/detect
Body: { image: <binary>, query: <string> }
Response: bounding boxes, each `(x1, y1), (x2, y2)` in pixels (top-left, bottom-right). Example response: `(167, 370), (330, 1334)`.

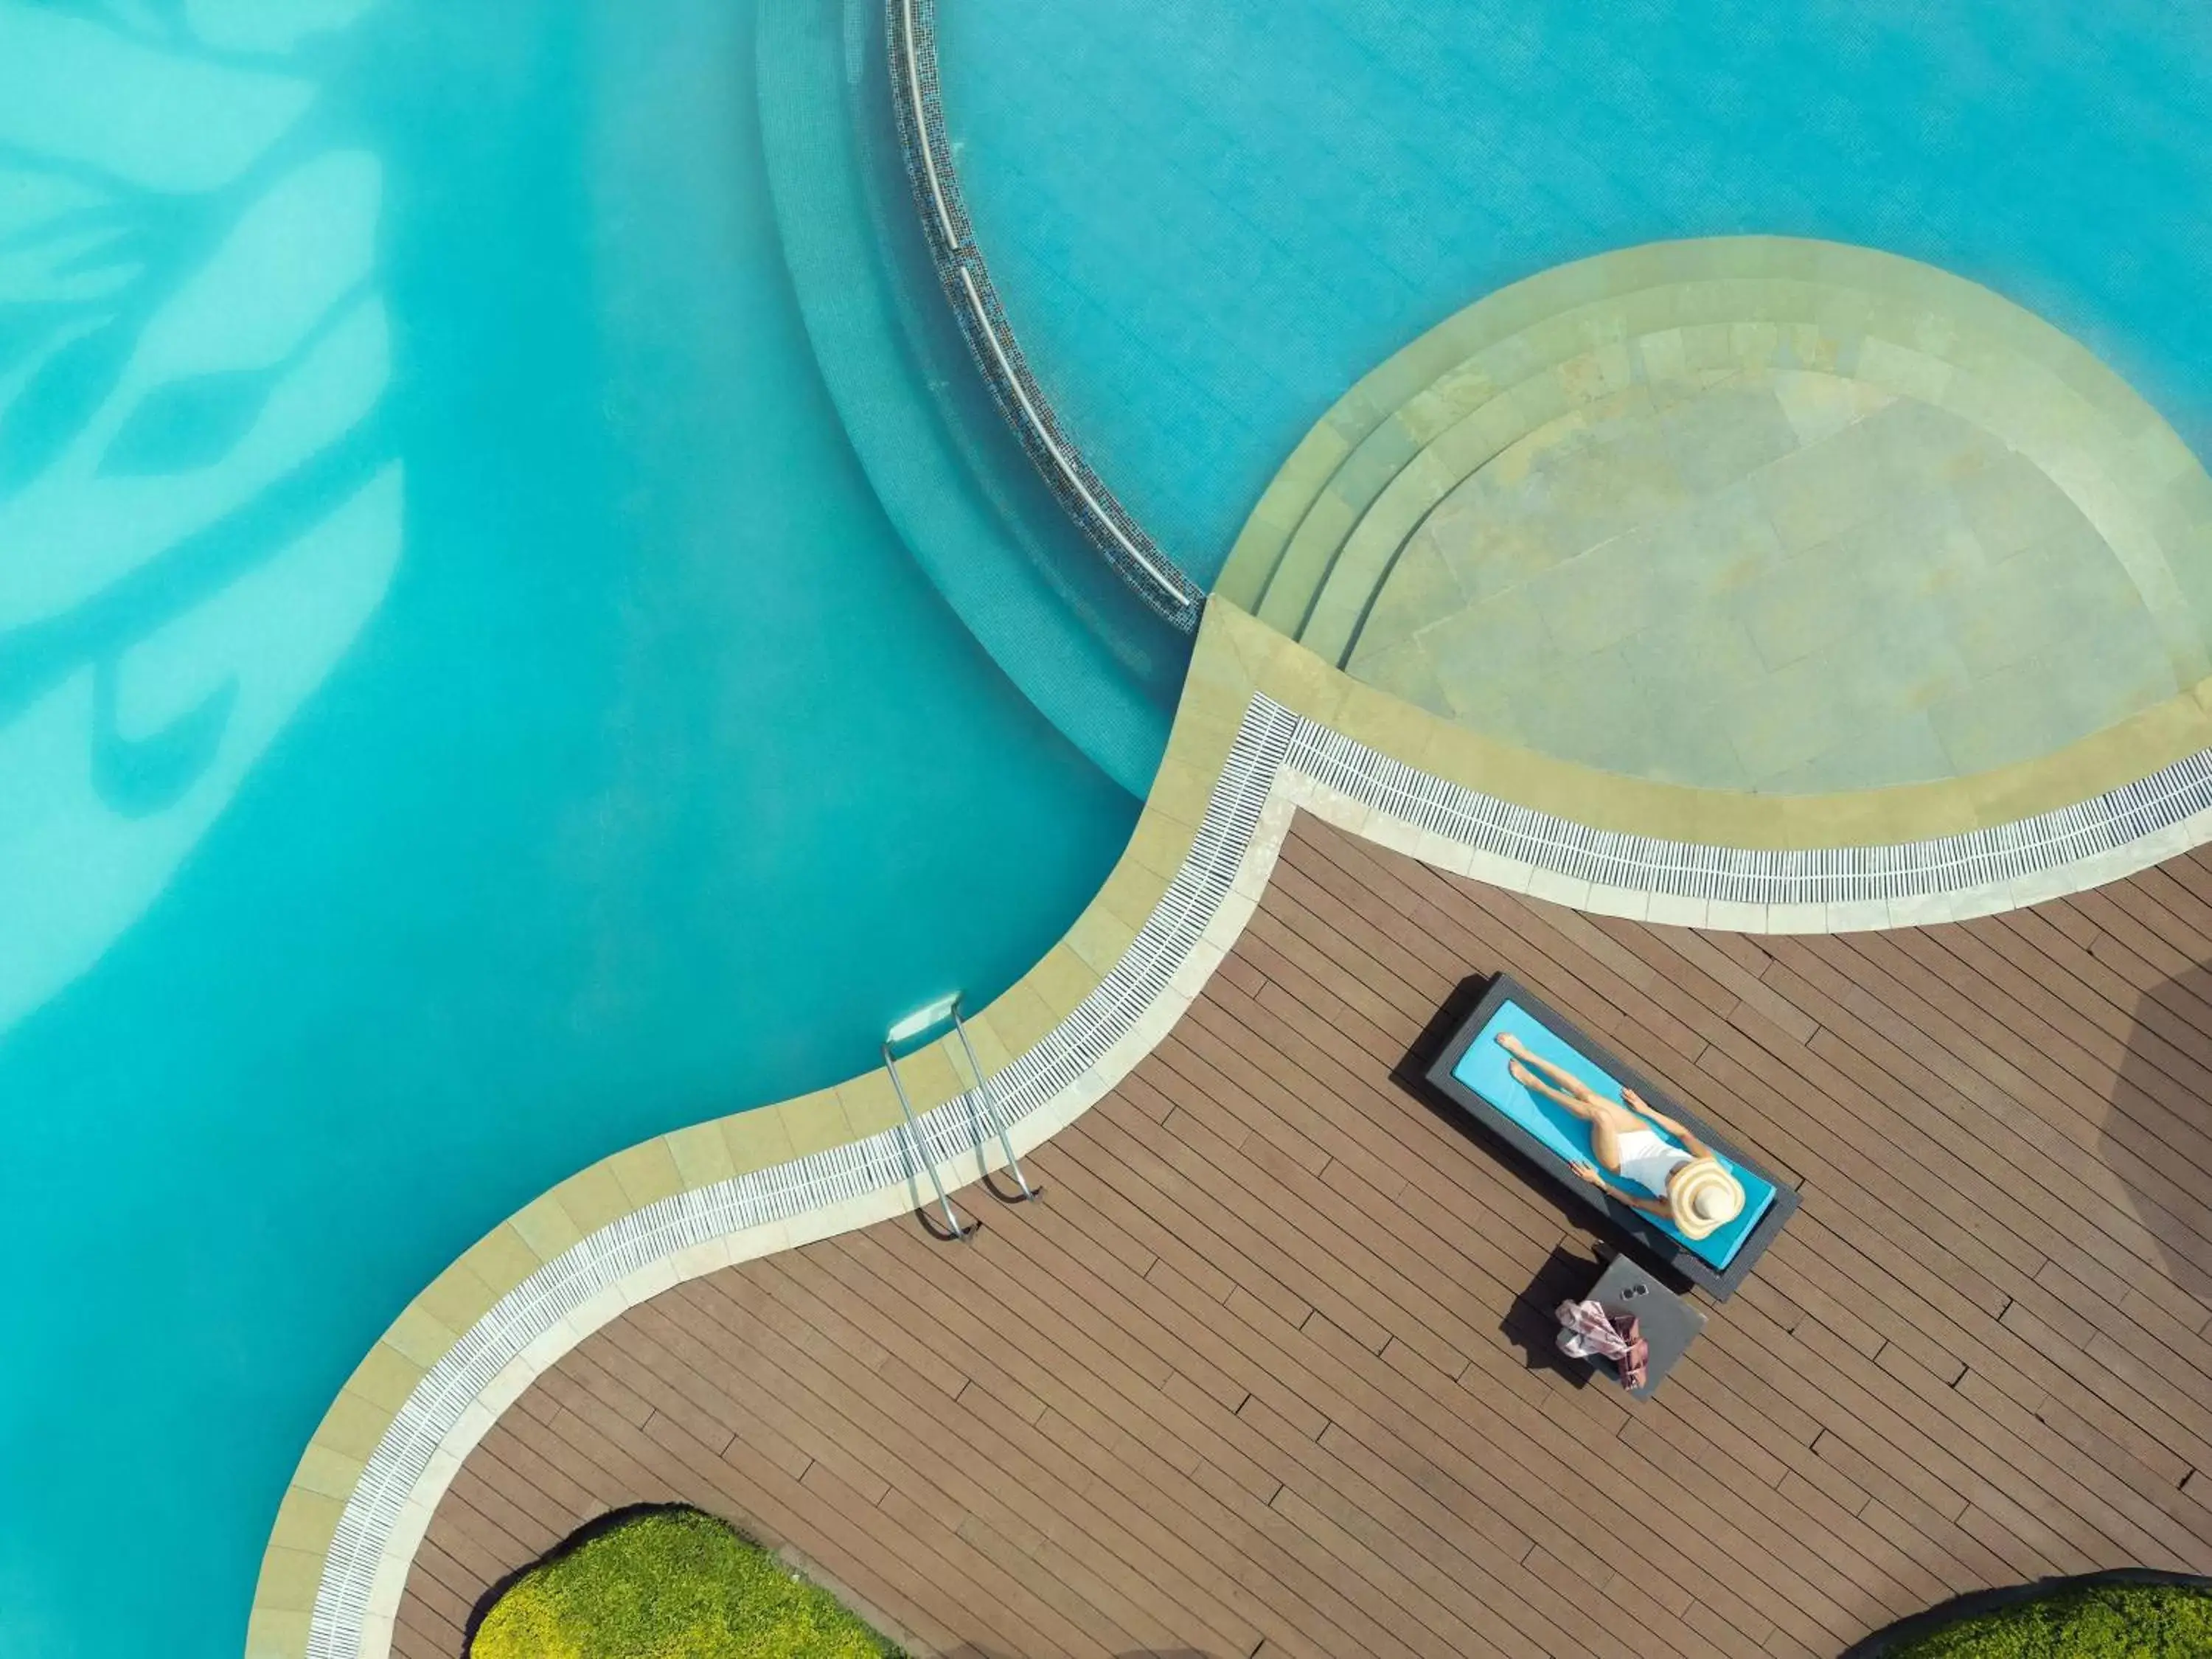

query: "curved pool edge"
(244, 611), (1268, 1659)
(247, 599), (2212, 1659)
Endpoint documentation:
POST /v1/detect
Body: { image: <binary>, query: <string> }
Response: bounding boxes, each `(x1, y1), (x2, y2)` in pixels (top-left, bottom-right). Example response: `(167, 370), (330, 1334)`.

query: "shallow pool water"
(0, 4), (1139, 1655)
(940, 0), (2212, 585)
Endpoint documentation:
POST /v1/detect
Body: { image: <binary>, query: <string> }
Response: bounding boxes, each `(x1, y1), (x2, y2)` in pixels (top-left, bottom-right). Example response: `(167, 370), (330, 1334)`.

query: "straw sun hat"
(1667, 1158), (1746, 1239)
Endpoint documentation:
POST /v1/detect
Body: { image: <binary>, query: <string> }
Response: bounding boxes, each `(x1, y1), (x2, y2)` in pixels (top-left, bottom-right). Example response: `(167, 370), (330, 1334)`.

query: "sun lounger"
(1423, 973), (1798, 1298)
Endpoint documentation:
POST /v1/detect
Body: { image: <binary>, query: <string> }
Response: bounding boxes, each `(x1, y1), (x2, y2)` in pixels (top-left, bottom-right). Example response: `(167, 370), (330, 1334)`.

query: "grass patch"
(469, 1506), (900, 1659)
(1890, 1580), (2212, 1658)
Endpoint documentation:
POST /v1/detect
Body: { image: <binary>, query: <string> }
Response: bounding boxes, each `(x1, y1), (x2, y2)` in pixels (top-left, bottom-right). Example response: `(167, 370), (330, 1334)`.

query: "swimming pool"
(16, 4), (2212, 1654)
(0, 4), (1142, 1655)
(938, 0), (2212, 585)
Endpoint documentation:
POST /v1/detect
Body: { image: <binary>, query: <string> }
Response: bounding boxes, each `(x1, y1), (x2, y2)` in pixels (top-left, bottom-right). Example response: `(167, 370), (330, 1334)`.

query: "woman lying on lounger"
(1497, 1032), (1746, 1239)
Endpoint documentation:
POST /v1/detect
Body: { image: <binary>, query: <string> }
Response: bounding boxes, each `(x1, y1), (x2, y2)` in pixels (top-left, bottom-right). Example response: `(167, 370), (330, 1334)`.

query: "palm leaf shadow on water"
(0, 97), (396, 727)
(0, 32), (333, 505)
(0, 3), (405, 1028)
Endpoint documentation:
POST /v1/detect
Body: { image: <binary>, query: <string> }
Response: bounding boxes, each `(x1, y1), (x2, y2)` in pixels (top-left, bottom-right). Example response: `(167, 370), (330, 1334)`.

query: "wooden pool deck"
(392, 814), (2212, 1659)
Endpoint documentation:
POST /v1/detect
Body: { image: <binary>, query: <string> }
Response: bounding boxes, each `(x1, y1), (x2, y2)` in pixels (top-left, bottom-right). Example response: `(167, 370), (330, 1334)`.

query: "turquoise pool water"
(939, 0), (2212, 585)
(0, 4), (1141, 1655)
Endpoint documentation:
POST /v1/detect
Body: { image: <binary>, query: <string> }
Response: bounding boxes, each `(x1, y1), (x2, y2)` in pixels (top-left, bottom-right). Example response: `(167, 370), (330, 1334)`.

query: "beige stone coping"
(1210, 590), (2212, 849)
(1190, 597), (2212, 924)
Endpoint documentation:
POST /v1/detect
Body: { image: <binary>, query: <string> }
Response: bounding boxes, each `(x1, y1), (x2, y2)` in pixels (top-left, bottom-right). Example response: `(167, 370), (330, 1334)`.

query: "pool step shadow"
(755, 0), (1188, 799)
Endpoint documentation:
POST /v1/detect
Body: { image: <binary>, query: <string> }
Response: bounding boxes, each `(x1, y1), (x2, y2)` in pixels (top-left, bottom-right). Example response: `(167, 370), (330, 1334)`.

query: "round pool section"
(0, 6), (1136, 1657)
(1227, 239), (2212, 802)
(936, 0), (2212, 585)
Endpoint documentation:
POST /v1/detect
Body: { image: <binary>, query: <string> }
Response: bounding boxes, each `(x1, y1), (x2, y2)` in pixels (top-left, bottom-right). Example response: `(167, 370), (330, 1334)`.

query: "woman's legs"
(1498, 1038), (1593, 1101)
(1506, 1055), (1638, 1172)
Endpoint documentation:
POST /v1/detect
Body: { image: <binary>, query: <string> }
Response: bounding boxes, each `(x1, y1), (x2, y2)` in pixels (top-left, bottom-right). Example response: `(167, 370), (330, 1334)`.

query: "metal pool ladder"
(883, 992), (1043, 1242)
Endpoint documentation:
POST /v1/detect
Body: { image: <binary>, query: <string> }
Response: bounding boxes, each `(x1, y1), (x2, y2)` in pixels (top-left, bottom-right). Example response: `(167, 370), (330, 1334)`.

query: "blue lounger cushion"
(1452, 998), (1778, 1270)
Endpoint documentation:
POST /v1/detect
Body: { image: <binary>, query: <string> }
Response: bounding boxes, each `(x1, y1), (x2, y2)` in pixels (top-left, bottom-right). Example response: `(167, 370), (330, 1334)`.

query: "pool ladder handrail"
(882, 993), (1042, 1243)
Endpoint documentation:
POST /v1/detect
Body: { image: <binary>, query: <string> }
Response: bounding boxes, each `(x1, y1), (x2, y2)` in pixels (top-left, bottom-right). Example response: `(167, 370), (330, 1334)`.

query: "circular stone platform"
(1222, 238), (2212, 810)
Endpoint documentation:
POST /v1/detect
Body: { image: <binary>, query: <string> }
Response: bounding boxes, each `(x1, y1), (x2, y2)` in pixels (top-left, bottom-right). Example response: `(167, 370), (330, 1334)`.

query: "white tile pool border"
(302, 691), (2212, 1659)
(1276, 705), (2212, 927)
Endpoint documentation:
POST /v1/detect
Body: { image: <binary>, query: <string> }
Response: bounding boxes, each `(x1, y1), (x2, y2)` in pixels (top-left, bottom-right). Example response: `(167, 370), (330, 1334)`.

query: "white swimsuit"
(1614, 1127), (1693, 1197)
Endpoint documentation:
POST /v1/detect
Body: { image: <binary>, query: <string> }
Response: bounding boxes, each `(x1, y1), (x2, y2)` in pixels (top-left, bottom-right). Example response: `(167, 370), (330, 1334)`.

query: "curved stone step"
(1231, 237), (2212, 802)
(1232, 240), (2212, 692)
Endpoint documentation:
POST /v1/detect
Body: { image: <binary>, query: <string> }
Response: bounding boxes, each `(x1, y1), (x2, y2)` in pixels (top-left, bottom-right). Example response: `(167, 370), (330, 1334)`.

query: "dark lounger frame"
(1423, 973), (1798, 1298)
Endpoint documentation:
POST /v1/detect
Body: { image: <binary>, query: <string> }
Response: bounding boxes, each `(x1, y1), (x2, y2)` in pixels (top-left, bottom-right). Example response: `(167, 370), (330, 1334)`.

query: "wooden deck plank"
(393, 815), (2212, 1657)
(1939, 920), (2212, 1174)
(390, 1596), (464, 1659)
(639, 1284), (1208, 1658)
(1837, 931), (2212, 1266)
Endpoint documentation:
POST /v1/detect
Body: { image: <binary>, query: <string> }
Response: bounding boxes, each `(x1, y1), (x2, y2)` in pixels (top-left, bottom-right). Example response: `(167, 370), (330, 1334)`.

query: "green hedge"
(1890, 1580), (2212, 1658)
(469, 1506), (900, 1659)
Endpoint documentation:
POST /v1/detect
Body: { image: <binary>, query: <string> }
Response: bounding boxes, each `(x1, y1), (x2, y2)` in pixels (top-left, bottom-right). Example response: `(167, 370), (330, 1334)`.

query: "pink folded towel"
(1556, 1298), (1649, 1391)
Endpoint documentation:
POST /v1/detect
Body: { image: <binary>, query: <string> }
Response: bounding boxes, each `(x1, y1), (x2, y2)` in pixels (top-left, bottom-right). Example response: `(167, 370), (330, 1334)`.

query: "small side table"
(1585, 1253), (1706, 1399)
